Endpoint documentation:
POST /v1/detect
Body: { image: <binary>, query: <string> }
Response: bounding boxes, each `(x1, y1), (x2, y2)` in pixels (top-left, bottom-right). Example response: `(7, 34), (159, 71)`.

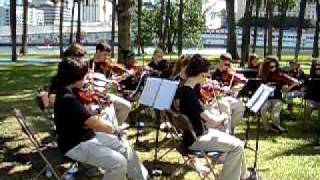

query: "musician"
(118, 51), (142, 91)
(46, 43), (86, 108)
(259, 56), (299, 133)
(285, 60), (305, 114)
(147, 48), (172, 78)
(247, 53), (261, 71)
(89, 43), (132, 126)
(211, 53), (246, 134)
(54, 58), (148, 180)
(175, 54), (252, 180)
(171, 54), (190, 81)
(304, 59), (320, 130)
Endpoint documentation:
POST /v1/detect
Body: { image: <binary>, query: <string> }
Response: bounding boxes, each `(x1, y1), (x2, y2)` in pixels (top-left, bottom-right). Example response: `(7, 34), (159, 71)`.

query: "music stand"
(245, 84), (275, 179)
(137, 77), (179, 177)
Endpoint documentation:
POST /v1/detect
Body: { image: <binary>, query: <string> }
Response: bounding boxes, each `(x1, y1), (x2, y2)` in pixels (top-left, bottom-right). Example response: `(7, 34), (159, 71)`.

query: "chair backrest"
(167, 110), (194, 132)
(13, 108), (42, 148)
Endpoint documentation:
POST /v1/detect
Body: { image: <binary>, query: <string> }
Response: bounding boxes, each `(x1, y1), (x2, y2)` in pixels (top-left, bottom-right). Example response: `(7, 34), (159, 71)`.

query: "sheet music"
(154, 80), (179, 110)
(139, 78), (162, 107)
(246, 84), (275, 113)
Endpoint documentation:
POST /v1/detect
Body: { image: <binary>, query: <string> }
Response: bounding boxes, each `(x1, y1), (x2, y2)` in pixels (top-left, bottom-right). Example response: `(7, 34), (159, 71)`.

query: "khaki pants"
(260, 99), (283, 128)
(189, 129), (247, 180)
(65, 132), (148, 180)
(220, 96), (245, 134)
(109, 94), (132, 125)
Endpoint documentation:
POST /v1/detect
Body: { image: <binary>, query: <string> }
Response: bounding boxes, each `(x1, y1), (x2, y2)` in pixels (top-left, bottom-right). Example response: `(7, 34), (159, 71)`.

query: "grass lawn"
(0, 63), (320, 180)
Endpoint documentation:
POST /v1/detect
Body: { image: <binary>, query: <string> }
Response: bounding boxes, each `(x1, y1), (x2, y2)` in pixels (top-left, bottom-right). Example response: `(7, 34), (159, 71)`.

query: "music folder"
(246, 84), (275, 113)
(139, 77), (179, 110)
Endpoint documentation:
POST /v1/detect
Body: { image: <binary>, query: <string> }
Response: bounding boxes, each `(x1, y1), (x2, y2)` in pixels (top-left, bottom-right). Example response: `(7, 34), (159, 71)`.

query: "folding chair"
(13, 108), (61, 179)
(166, 110), (222, 179)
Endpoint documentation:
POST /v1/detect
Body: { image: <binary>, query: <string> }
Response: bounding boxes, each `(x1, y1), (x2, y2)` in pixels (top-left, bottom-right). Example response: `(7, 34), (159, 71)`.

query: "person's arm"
(200, 110), (225, 128)
(282, 82), (299, 92)
(84, 115), (114, 134)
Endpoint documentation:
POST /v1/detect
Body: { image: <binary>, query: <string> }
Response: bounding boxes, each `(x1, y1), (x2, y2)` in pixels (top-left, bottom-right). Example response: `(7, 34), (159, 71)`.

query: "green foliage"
(131, 0), (205, 50)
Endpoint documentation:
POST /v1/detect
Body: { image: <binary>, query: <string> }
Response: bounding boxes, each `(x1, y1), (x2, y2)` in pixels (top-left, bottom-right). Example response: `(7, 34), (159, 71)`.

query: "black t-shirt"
(176, 86), (208, 148)
(54, 87), (95, 154)
(264, 77), (287, 100)
(305, 75), (320, 102)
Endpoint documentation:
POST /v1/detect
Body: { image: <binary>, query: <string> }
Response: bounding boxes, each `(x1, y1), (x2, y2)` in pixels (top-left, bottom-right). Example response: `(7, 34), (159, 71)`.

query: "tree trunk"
(76, 0), (82, 43)
(226, 0), (239, 60)
(277, 6), (287, 61)
(159, 0), (165, 49)
(20, 0), (28, 56)
(312, 0), (320, 58)
(10, 0), (17, 62)
(177, 0), (184, 55)
(111, 0), (116, 58)
(137, 0), (142, 55)
(252, 0), (260, 53)
(163, 0), (170, 53)
(264, 23), (267, 58)
(240, 0), (253, 66)
(59, 0), (64, 58)
(117, 0), (133, 62)
(69, 0), (75, 45)
(267, 0), (273, 55)
(295, 0), (307, 60)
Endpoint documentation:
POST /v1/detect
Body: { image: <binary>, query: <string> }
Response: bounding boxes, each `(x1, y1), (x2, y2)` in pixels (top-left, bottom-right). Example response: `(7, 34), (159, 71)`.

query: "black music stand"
(137, 77), (179, 177)
(245, 84), (275, 179)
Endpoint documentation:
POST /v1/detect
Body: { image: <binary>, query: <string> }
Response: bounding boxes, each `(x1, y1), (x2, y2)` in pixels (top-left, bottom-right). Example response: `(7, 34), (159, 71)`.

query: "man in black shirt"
(54, 58), (148, 180)
(304, 59), (320, 130)
(176, 55), (251, 180)
(89, 43), (132, 126)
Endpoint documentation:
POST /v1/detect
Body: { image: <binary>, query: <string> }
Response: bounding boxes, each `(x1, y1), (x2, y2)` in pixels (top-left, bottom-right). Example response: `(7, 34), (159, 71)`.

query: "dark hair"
(259, 56), (279, 81)
(57, 58), (88, 86)
(63, 43), (86, 58)
(96, 43), (111, 53)
(185, 54), (210, 77)
(220, 53), (232, 61)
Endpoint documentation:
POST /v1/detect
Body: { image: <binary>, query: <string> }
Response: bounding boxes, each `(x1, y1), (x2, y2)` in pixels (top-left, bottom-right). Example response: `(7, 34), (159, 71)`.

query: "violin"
(270, 71), (302, 86)
(74, 88), (112, 107)
(222, 68), (248, 86)
(199, 79), (231, 103)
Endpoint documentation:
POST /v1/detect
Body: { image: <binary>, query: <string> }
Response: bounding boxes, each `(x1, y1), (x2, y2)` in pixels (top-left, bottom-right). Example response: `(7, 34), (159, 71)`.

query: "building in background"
(236, 0), (317, 22)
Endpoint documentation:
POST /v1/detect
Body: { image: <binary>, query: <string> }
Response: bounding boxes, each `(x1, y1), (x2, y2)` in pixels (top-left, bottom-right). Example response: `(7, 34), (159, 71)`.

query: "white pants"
(189, 129), (247, 180)
(204, 100), (232, 133)
(65, 132), (148, 180)
(220, 96), (245, 134)
(109, 93), (132, 125)
(260, 99), (283, 127)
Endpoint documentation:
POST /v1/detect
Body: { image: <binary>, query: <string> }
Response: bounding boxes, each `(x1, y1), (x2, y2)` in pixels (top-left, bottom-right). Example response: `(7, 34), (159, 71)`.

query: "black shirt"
(148, 60), (172, 78)
(176, 86), (208, 148)
(305, 75), (320, 102)
(54, 87), (95, 154)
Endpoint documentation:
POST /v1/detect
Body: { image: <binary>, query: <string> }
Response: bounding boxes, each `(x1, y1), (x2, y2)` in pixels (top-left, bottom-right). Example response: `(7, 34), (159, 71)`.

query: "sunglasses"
(224, 63), (231, 67)
(270, 65), (277, 69)
(315, 68), (320, 71)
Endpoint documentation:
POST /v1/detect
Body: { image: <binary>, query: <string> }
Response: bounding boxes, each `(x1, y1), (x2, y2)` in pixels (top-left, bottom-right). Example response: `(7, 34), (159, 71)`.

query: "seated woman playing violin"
(259, 56), (299, 133)
(175, 54), (252, 180)
(147, 48), (172, 78)
(284, 60), (306, 114)
(304, 59), (320, 130)
(210, 53), (246, 134)
(54, 58), (148, 180)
